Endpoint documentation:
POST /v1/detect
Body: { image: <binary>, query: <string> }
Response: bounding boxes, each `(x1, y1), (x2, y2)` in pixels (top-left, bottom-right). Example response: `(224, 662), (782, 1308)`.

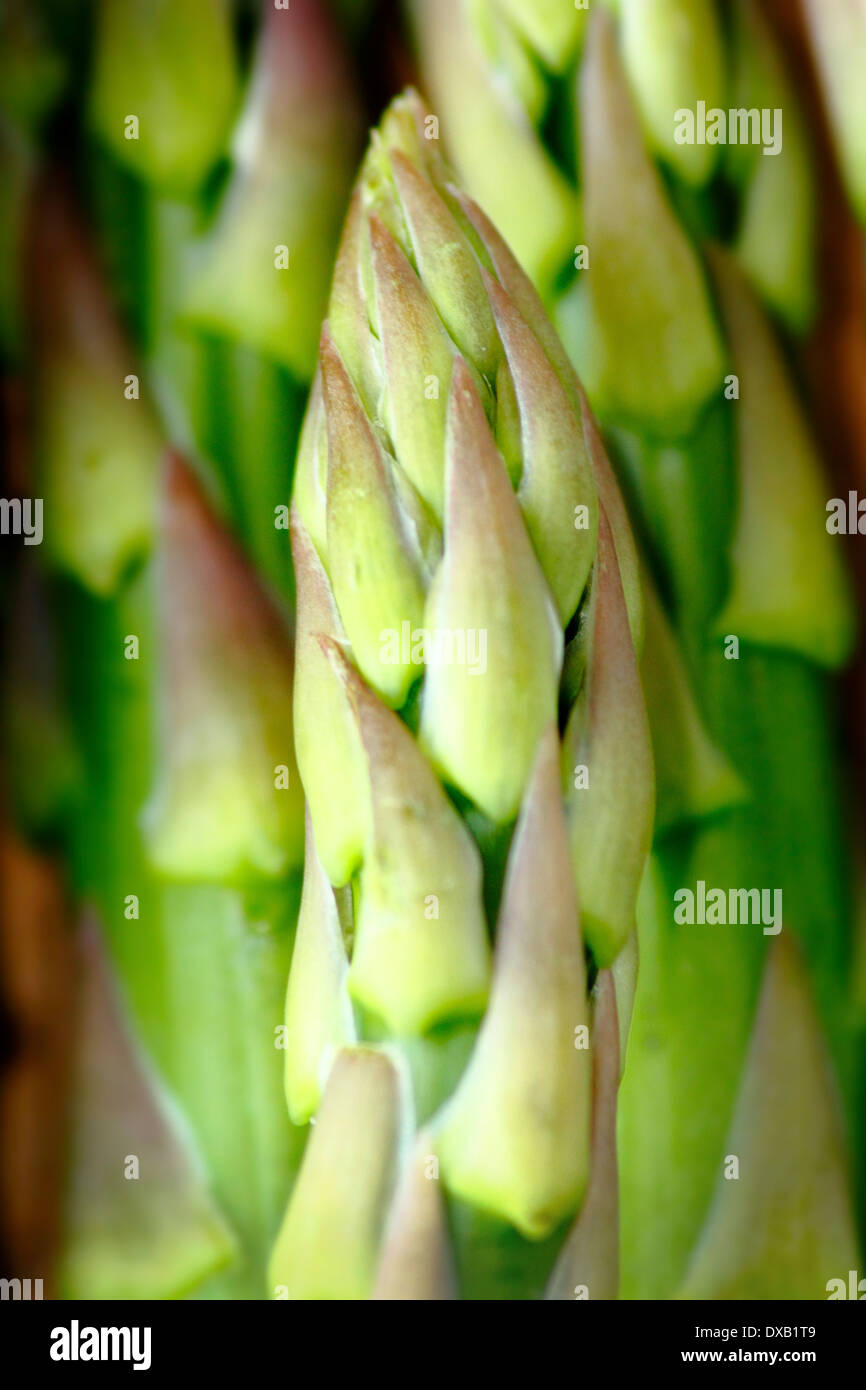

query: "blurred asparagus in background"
(802, 0), (866, 228)
(1, 0), (863, 1305)
(86, 0), (362, 598)
(412, 0), (862, 1299)
(2, 0), (363, 1298)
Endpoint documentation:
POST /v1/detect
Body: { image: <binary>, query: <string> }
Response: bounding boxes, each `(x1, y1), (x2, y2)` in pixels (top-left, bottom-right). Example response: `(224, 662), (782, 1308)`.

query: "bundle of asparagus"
(1, 0), (863, 1304)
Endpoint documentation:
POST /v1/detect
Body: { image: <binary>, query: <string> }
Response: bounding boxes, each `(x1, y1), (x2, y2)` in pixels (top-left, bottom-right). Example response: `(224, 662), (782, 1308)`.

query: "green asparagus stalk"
(59, 918), (235, 1300)
(182, 0), (362, 381)
(273, 90), (653, 1300)
(12, 0), (365, 1297)
(677, 934), (860, 1299)
(24, 169), (306, 1297)
(585, 11), (858, 1298)
(413, 0), (862, 1299)
(87, 0), (363, 598)
(88, 0), (240, 198)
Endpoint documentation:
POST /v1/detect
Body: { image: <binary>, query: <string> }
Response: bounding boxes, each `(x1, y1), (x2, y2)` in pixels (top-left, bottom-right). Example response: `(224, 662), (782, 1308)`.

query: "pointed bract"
(563, 508), (655, 966)
(326, 641), (491, 1036)
(495, 0), (588, 71)
(60, 919), (234, 1300)
(409, 0), (581, 297)
(284, 812), (356, 1126)
(181, 0), (361, 377)
(390, 149), (499, 378)
(143, 453), (304, 881)
(678, 936), (861, 1299)
(579, 8), (725, 436)
(420, 361), (562, 823)
(579, 393), (645, 654)
(709, 248), (855, 668)
(322, 329), (427, 706)
(291, 368), (329, 563)
(268, 1048), (402, 1300)
(488, 273), (597, 624)
(290, 508), (368, 886)
(620, 0), (725, 187)
(373, 1134), (458, 1300)
(547, 970), (620, 1299)
(641, 575), (747, 832)
(455, 188), (645, 646)
(328, 190), (383, 415)
(435, 728), (591, 1238)
(27, 179), (161, 595)
(369, 217), (454, 519)
(728, 0), (816, 332)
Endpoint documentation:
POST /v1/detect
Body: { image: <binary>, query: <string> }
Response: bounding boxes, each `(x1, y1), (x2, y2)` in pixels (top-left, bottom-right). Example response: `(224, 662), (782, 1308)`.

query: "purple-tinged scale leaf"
(493, 356), (523, 488)
(547, 970), (620, 1299)
(324, 640), (491, 1036)
(434, 727), (591, 1239)
(420, 359), (562, 824)
(373, 1134), (458, 1300)
(579, 392), (645, 652)
(611, 929), (639, 1077)
(678, 936), (861, 1300)
(268, 1047), (402, 1300)
(59, 918), (234, 1300)
(143, 453), (304, 881)
(181, 0), (362, 378)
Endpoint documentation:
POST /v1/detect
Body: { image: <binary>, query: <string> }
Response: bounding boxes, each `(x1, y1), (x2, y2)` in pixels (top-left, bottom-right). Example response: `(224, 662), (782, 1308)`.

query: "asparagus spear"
(15, 0), (362, 1297)
(412, 0), (862, 1298)
(273, 90), (652, 1299)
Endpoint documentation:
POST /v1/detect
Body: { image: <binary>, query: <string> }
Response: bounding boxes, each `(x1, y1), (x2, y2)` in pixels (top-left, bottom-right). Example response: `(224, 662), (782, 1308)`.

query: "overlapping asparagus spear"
(412, 0), (862, 1298)
(273, 90), (652, 1299)
(7, 0), (361, 1298)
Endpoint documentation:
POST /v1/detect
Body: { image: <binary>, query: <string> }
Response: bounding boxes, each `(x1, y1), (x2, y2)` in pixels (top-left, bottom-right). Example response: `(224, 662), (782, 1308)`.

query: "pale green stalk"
(274, 92), (653, 1300)
(16, 0), (360, 1298)
(412, 0), (862, 1298)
